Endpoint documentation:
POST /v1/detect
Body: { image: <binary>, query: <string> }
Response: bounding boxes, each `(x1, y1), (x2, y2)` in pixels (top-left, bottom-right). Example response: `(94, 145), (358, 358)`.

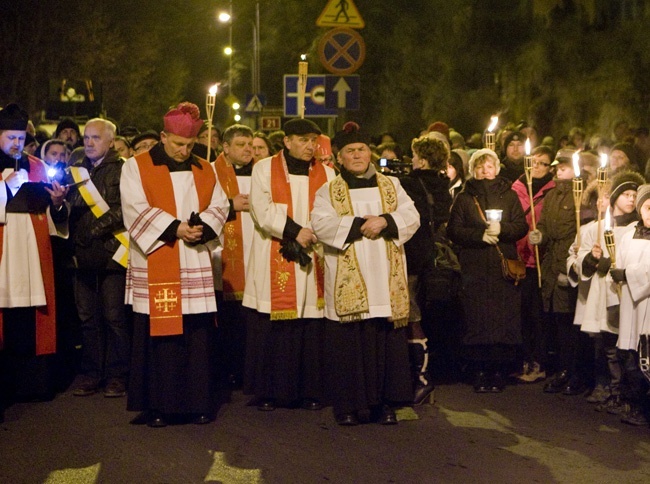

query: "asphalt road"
(1, 381), (650, 483)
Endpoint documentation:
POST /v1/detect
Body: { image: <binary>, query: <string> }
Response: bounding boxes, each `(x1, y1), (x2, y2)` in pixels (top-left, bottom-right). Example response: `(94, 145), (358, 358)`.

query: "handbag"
(473, 197), (526, 286)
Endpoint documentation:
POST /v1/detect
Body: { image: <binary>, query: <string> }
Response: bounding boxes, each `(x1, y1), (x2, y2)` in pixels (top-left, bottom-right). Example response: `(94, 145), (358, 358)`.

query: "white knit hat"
(468, 148), (500, 178)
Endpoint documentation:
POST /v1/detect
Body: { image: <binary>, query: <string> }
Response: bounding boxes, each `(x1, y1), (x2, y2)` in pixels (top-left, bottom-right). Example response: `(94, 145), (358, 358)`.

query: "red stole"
(135, 152), (216, 336)
(214, 153), (246, 300)
(0, 156), (56, 355)
(269, 151), (327, 320)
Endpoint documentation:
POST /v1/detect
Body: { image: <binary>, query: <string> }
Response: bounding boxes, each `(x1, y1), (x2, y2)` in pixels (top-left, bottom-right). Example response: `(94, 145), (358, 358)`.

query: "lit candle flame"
(488, 115), (498, 133)
(600, 152), (608, 169)
(604, 206), (611, 231)
(572, 151), (580, 177)
(300, 54), (307, 61)
(209, 84), (218, 96)
(525, 138), (531, 156)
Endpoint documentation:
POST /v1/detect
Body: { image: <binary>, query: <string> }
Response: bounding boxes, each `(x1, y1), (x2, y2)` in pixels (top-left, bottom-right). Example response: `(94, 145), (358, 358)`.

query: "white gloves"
(3, 170), (27, 195)
(482, 232), (499, 245)
(485, 221), (501, 236)
(529, 229), (542, 245)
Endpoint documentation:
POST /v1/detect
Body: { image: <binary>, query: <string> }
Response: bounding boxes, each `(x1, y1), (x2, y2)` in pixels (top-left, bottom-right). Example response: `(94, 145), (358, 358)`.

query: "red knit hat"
(163, 102), (203, 138)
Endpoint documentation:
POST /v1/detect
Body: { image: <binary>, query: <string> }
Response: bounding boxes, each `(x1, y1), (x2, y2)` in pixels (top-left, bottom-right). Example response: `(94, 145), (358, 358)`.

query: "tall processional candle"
(572, 151), (583, 247)
(298, 54), (308, 119)
(523, 138), (542, 287)
(603, 207), (621, 296)
(205, 83), (218, 165)
(485, 115), (498, 151)
(597, 152), (609, 241)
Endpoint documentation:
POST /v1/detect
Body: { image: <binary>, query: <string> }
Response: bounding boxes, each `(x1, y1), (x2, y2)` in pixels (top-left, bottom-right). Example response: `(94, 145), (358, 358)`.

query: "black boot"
(409, 339), (435, 405)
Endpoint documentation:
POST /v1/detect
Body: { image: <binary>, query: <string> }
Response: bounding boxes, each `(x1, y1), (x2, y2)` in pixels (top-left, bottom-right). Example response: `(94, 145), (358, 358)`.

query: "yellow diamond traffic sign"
(316, 0), (365, 29)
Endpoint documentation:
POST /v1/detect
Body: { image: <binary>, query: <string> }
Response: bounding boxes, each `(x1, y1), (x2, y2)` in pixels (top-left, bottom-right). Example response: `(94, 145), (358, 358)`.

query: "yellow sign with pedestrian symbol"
(316, 0), (365, 29)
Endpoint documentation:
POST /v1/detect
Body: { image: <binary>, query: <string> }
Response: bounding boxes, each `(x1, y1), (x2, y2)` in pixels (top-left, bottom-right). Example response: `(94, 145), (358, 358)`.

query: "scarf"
(328, 171), (409, 328)
(269, 151), (327, 320)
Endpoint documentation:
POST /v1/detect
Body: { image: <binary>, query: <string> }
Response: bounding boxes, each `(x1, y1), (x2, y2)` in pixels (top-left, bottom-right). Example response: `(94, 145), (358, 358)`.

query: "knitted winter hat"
(468, 148), (500, 178)
(609, 170), (645, 207)
(636, 184), (650, 213)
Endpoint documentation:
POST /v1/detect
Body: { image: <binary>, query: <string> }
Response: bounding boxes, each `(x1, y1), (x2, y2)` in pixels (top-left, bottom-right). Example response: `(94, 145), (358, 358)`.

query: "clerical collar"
(340, 163), (378, 188)
(149, 143), (202, 172)
(283, 150), (311, 176)
(232, 160), (253, 176)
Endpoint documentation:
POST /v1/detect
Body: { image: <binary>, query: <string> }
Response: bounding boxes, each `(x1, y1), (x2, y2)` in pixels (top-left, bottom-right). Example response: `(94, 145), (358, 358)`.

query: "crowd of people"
(1, 101), (650, 430)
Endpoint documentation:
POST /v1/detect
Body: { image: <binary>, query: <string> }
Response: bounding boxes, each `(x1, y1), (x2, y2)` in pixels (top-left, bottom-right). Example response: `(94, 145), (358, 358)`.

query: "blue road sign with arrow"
(325, 75), (360, 110)
(284, 75), (337, 117)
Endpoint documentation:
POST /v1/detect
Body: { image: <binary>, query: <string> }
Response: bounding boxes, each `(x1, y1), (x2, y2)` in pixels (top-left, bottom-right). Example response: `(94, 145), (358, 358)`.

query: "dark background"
(2, 0), (649, 144)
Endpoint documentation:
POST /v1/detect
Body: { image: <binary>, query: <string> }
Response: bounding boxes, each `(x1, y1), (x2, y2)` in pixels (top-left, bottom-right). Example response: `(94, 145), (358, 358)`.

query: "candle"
(596, 152), (609, 241)
(205, 83), (218, 165)
(485, 115), (498, 151)
(485, 209), (503, 222)
(298, 54), (308, 119)
(572, 151), (583, 247)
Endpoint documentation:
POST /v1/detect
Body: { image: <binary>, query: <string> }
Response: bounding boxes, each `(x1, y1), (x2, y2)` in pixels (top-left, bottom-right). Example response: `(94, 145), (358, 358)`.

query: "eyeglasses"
(532, 160), (550, 167)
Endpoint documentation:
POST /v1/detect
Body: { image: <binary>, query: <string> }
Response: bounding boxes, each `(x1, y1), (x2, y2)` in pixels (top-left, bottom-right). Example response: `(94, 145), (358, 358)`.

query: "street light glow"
(232, 102), (240, 110)
(224, 46), (233, 56)
(234, 114), (241, 122)
(218, 12), (231, 23)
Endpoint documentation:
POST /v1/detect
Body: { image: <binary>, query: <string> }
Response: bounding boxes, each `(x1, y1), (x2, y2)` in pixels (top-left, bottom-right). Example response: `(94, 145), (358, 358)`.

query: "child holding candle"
(609, 183), (650, 425)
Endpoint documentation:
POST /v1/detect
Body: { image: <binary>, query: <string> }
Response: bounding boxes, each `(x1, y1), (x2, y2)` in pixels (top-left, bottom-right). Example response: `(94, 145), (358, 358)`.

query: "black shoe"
(562, 377), (587, 396)
(193, 414), (214, 425)
(335, 412), (359, 426)
(301, 399), (323, 411)
(378, 405), (398, 425)
(257, 399), (276, 412)
(414, 379), (435, 406)
(104, 378), (126, 398)
(72, 376), (100, 397)
(490, 372), (506, 393)
(543, 370), (569, 393)
(473, 371), (490, 393)
(130, 411), (150, 425)
(146, 411), (167, 428)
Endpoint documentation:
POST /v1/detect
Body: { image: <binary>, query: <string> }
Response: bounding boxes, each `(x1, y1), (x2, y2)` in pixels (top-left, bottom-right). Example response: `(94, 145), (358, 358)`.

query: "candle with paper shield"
(572, 151), (583, 247)
(485, 209), (503, 222)
(205, 84), (218, 165)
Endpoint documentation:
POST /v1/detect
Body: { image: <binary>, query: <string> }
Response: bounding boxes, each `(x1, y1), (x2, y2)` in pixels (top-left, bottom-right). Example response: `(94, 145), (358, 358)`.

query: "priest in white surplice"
(242, 118), (335, 412)
(311, 124), (420, 426)
(121, 102), (229, 428)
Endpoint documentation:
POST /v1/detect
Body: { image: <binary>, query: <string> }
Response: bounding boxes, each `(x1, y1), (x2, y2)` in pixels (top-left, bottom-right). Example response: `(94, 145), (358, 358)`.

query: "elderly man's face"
(0, 130), (26, 158)
(161, 131), (195, 162)
(338, 143), (371, 175)
(83, 122), (113, 162)
(284, 133), (318, 162)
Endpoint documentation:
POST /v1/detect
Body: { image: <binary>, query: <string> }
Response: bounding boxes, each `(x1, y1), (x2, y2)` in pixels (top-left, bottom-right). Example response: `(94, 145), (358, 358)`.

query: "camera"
(378, 158), (411, 176)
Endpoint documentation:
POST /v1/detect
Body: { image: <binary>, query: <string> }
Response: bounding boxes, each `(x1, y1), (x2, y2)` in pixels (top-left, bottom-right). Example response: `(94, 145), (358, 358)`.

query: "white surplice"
(120, 158), (229, 315)
(310, 176), (420, 321)
(242, 156), (335, 317)
(574, 219), (634, 334)
(616, 223), (650, 350)
(0, 166), (67, 308)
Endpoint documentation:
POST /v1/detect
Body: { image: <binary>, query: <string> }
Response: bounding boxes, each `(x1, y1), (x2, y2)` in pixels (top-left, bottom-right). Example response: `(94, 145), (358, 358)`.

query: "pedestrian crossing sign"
(316, 0), (365, 29)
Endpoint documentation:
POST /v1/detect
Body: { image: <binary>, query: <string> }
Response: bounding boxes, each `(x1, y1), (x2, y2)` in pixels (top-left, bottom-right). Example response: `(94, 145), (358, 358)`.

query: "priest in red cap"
(121, 102), (230, 427)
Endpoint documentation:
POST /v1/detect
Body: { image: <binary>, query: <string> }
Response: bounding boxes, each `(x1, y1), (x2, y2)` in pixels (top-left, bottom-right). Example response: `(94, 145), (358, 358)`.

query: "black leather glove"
(279, 239), (312, 267)
(596, 257), (612, 277)
(610, 268), (627, 283)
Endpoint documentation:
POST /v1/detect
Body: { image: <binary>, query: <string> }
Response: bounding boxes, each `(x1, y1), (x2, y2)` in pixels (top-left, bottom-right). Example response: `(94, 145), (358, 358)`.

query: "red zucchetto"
(163, 102), (204, 138)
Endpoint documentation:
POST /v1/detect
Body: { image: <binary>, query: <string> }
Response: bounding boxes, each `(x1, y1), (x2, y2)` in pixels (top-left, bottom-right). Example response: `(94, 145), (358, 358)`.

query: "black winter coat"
(400, 169), (452, 276)
(447, 176), (529, 347)
(66, 148), (126, 271)
(536, 179), (577, 313)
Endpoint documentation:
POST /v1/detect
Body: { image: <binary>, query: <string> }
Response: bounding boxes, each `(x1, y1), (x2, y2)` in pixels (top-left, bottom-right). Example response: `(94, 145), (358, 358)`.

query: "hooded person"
(120, 102), (230, 427)
(0, 103), (68, 405)
(242, 117), (336, 412)
(311, 122), (420, 425)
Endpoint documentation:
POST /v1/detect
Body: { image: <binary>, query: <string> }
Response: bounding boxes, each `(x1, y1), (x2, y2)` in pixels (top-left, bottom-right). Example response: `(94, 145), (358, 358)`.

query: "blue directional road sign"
(284, 75), (338, 117)
(325, 75), (360, 110)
